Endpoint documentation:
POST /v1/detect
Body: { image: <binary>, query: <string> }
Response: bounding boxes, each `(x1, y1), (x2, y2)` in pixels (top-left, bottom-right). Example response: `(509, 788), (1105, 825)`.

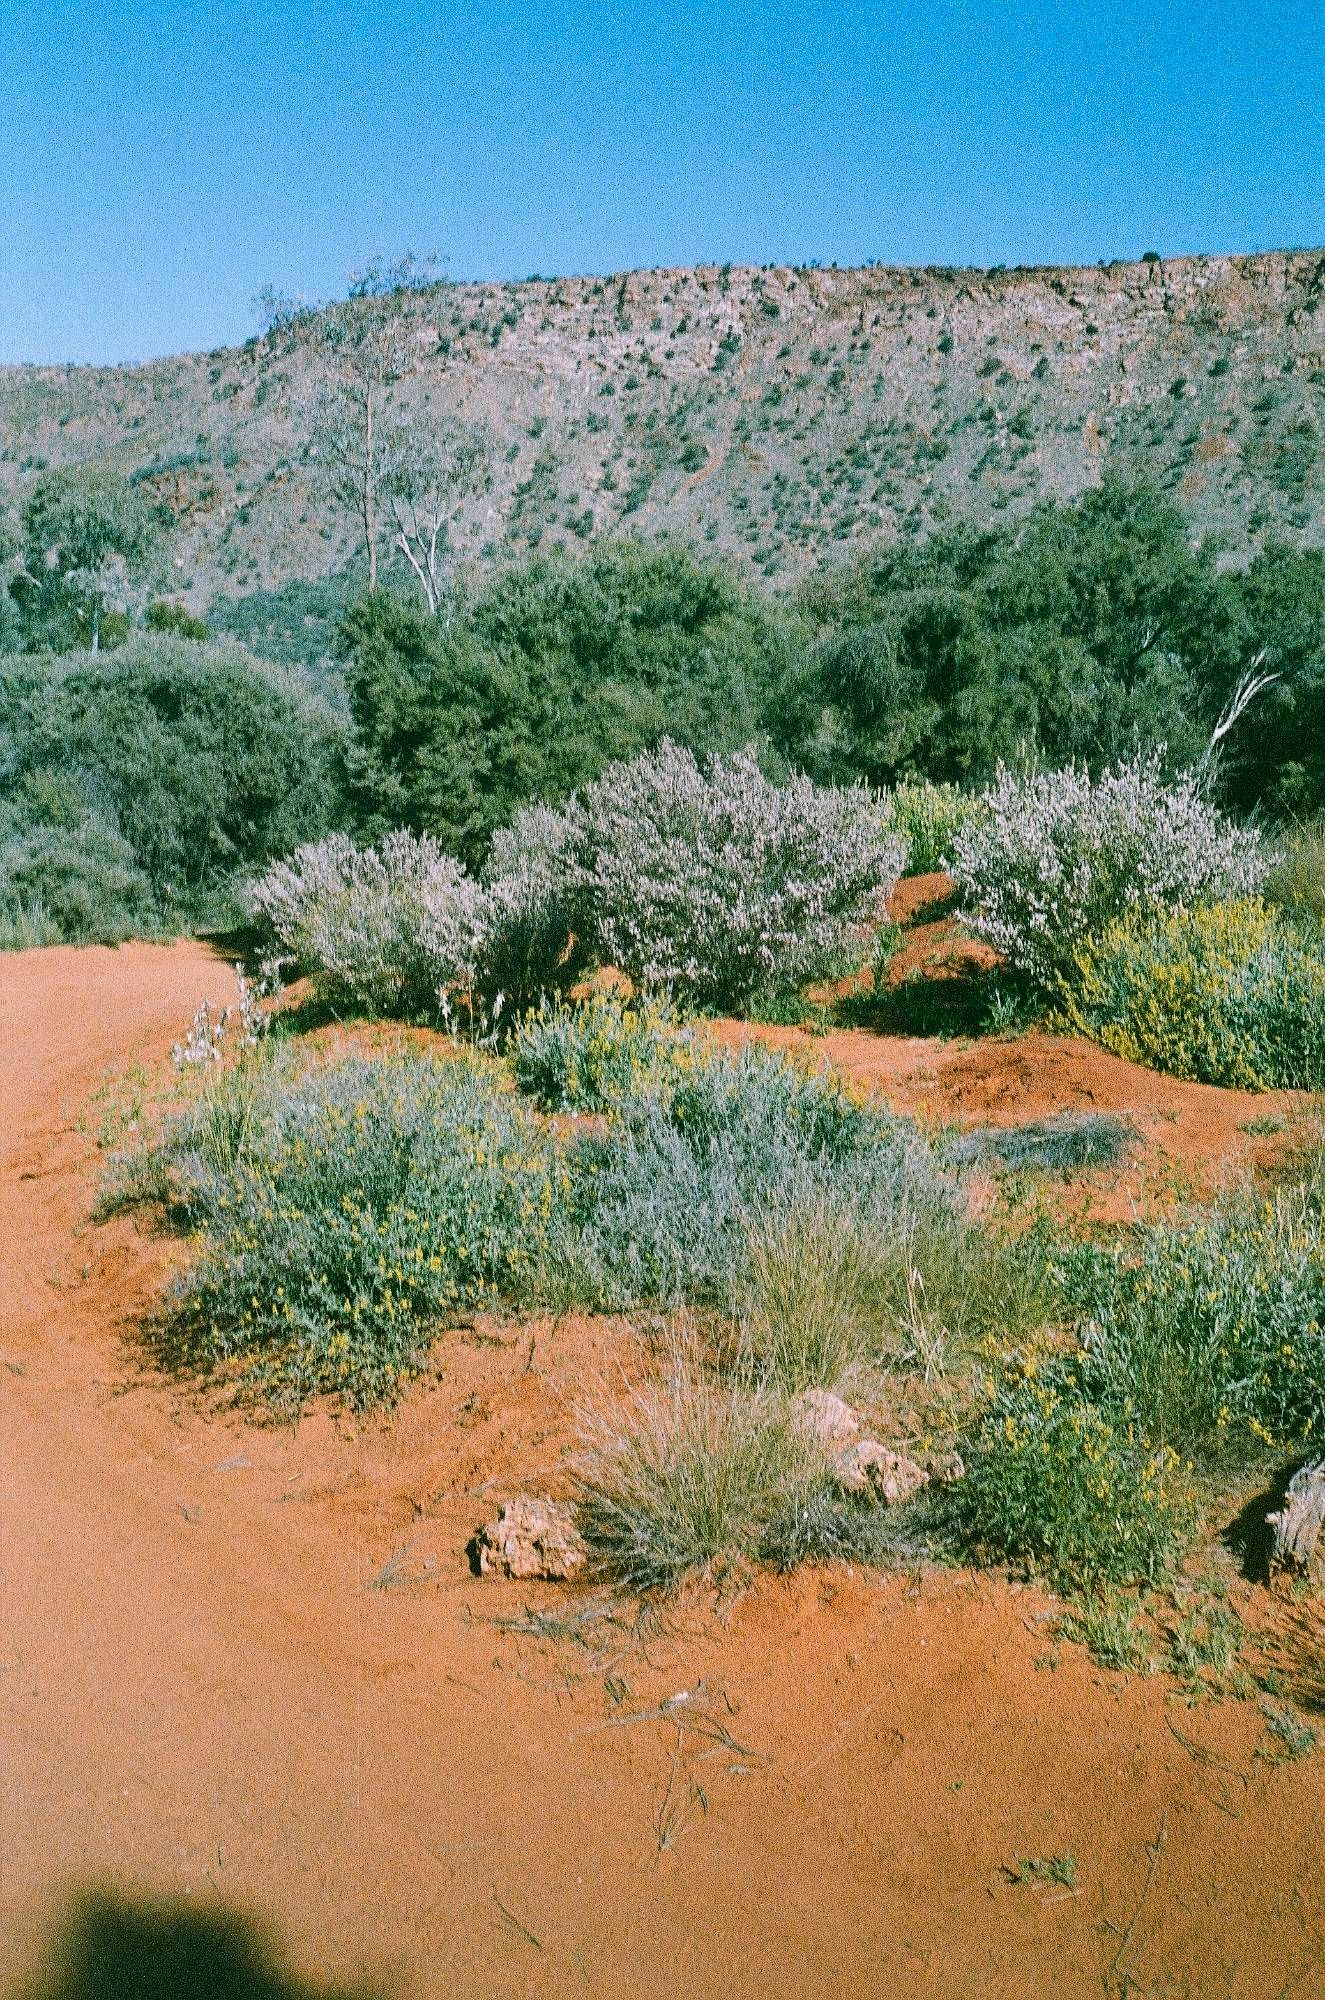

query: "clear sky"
(2, 0), (1322, 365)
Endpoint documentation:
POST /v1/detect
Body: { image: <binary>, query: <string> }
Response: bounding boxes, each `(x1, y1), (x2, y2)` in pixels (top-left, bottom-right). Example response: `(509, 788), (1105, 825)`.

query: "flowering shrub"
(1061, 899), (1325, 1089)
(959, 1357), (1196, 1589)
(250, 831), (487, 1015)
(883, 778), (986, 877)
(567, 740), (904, 1010)
(161, 1053), (564, 1409)
(480, 802), (588, 1010)
(510, 993), (696, 1111)
(949, 753), (1267, 995)
(563, 1037), (947, 1307)
(1063, 1187), (1325, 1451)
(130, 1028), (946, 1410)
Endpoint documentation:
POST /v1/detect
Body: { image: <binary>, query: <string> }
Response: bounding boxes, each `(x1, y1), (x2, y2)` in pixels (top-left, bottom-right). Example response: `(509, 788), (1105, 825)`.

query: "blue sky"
(2, 0), (1322, 365)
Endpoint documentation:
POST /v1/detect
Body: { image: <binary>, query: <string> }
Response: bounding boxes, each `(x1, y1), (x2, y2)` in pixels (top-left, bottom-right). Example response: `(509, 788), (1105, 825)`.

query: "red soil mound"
(2, 940), (1323, 1999)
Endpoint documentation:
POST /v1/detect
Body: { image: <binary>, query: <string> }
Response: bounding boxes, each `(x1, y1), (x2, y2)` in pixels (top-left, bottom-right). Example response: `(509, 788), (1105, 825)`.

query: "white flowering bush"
(480, 801), (587, 1010)
(250, 830), (487, 1014)
(949, 754), (1268, 995)
(566, 740), (904, 1010)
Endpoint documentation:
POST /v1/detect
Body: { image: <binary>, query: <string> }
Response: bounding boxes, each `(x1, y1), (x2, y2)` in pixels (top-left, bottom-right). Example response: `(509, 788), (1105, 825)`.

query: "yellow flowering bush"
(510, 993), (698, 1111)
(961, 1357), (1197, 1588)
(163, 1053), (564, 1409)
(1060, 898), (1325, 1089)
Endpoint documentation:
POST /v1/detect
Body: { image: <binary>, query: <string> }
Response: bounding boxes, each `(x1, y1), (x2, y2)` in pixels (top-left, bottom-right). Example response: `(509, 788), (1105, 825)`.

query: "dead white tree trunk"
(1268, 1459), (1325, 1581)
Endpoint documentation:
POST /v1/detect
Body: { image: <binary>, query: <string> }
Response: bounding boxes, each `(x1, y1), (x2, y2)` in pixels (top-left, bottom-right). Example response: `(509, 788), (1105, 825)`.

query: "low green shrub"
(960, 1357), (1197, 1589)
(155, 1052), (562, 1409)
(510, 993), (695, 1111)
(1062, 1186), (1325, 1454)
(563, 1039), (948, 1308)
(0, 637), (345, 944)
(130, 1030), (952, 1411)
(0, 818), (160, 946)
(1061, 899), (1325, 1089)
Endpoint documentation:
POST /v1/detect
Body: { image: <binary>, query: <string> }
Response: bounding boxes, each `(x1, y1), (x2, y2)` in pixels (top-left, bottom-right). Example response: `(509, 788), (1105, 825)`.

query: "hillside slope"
(2, 250), (1324, 606)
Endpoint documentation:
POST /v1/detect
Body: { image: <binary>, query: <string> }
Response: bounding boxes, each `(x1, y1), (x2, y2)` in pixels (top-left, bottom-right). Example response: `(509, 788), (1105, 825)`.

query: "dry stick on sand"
(1106, 1811), (1168, 1992)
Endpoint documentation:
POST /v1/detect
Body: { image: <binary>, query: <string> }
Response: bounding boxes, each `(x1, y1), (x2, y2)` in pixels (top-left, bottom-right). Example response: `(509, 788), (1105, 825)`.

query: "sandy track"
(2, 940), (1324, 1998)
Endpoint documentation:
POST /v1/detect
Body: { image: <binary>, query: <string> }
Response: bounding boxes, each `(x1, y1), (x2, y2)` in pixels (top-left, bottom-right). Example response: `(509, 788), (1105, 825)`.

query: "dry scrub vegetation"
(99, 745), (1325, 1747)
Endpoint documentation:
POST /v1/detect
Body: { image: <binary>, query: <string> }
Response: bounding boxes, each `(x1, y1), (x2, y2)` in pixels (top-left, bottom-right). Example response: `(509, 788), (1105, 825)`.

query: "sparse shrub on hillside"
(145, 600), (209, 640)
(950, 754), (1266, 995)
(249, 830), (486, 1015)
(1061, 899), (1325, 1089)
(567, 740), (903, 1009)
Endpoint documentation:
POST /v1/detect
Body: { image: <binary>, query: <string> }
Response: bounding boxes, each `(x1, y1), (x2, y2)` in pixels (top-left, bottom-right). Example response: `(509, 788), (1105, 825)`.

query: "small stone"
(918, 1447), (966, 1486)
(836, 1441), (930, 1505)
(474, 1495), (586, 1580)
(789, 1387), (861, 1451)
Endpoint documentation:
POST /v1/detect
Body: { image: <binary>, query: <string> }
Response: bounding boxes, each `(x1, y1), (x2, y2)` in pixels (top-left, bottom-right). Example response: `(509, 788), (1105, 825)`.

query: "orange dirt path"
(2, 940), (1324, 1998)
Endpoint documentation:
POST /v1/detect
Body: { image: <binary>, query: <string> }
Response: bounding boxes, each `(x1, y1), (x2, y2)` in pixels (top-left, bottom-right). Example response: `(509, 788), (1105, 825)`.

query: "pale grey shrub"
(250, 830), (486, 1013)
(566, 739), (904, 1009)
(949, 753), (1268, 994)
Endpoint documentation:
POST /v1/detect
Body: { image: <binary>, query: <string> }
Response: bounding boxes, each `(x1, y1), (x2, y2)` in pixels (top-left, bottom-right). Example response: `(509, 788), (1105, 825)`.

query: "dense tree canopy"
(0, 635), (346, 939)
(4, 479), (1325, 947)
(773, 482), (1250, 786)
(340, 539), (801, 860)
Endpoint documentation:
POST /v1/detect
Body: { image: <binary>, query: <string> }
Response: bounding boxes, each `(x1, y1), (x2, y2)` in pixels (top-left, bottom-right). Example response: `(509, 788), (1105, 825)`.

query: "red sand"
(3, 938), (1324, 1998)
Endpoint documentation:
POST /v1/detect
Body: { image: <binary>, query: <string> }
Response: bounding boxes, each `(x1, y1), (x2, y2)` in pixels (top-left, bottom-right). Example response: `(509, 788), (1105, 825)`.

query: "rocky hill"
(3, 250), (1324, 607)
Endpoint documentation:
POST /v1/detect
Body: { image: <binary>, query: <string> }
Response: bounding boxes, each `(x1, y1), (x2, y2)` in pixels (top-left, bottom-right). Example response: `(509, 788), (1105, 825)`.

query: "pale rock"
(789, 1387), (860, 1451)
(836, 1441), (930, 1505)
(475, 1495), (586, 1581)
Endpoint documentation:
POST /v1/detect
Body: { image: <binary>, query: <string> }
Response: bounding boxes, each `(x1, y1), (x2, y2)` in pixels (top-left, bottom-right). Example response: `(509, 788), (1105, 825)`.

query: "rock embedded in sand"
(475, 1496), (587, 1580)
(789, 1387), (861, 1451)
(835, 1442), (930, 1506)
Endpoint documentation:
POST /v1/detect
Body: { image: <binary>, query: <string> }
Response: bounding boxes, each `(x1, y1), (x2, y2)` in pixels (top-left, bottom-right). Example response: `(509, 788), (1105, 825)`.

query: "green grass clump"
(510, 992), (694, 1111)
(1061, 898), (1325, 1089)
(959, 1357), (1197, 1590)
(1266, 817), (1325, 931)
(575, 1369), (886, 1591)
(154, 1052), (563, 1409)
(732, 1192), (1053, 1395)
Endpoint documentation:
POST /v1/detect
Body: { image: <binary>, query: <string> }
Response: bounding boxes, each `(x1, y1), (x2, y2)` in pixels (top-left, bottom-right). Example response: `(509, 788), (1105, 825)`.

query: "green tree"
(12, 469), (161, 651)
(340, 540), (801, 860)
